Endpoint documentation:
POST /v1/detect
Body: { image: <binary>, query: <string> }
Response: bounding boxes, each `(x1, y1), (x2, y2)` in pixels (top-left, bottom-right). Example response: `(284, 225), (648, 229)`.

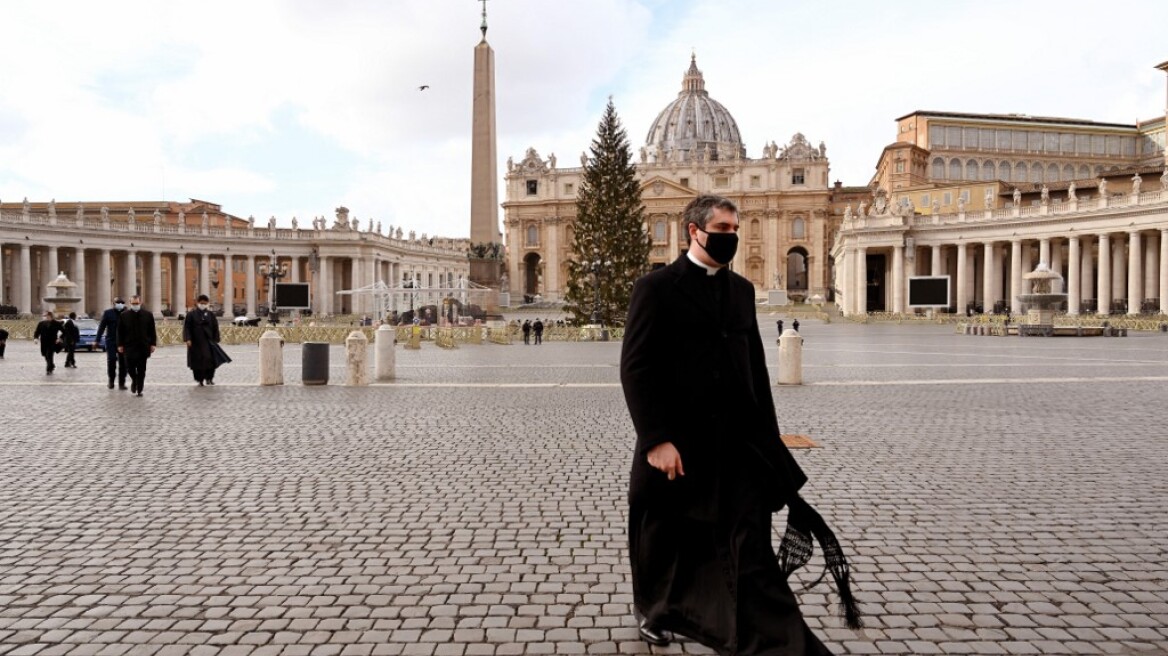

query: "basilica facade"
(502, 56), (839, 304)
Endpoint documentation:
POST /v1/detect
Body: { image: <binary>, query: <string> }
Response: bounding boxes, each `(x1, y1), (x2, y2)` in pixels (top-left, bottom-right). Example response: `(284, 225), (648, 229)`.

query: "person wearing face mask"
(183, 294), (222, 386)
(116, 294), (157, 397)
(620, 195), (860, 654)
(96, 297), (129, 389)
(32, 310), (63, 374)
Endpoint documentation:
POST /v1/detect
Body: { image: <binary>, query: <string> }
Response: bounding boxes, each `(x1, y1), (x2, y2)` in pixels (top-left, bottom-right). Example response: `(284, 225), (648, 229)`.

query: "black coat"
(33, 320), (62, 356)
(60, 319), (80, 347)
(95, 307), (121, 348)
(117, 308), (157, 356)
(182, 308), (221, 371)
(620, 255), (817, 654)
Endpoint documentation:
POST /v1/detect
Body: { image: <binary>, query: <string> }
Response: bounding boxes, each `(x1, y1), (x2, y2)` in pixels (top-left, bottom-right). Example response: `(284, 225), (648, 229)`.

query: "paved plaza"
(1, 321), (1167, 656)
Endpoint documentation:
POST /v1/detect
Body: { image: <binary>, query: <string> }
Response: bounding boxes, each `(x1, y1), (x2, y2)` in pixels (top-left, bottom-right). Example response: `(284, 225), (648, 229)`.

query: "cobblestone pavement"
(1, 322), (1166, 655)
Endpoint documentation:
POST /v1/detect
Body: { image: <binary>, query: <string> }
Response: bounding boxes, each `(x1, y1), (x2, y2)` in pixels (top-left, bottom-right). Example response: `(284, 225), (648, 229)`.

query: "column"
(1050, 238), (1062, 279)
(47, 247), (60, 301)
(956, 242), (968, 314)
(982, 242), (995, 311)
(174, 253), (187, 313)
(1097, 234), (1111, 315)
(1010, 240), (1022, 311)
(1160, 230), (1168, 315)
(891, 244), (904, 314)
(317, 256), (329, 315)
(246, 254), (257, 318)
(97, 249), (111, 311)
(150, 251), (162, 317)
(124, 250), (138, 298)
(291, 256), (301, 283)
(1067, 237), (1081, 315)
(1111, 234), (1125, 311)
(0, 246), (5, 308)
(74, 248), (87, 316)
(1080, 238), (1094, 312)
(930, 245), (942, 276)
(19, 244), (32, 313)
(1143, 233), (1157, 309)
(1127, 231), (1142, 315)
(199, 253), (211, 298)
(1039, 238), (1051, 267)
(855, 247), (867, 315)
(223, 254), (235, 317)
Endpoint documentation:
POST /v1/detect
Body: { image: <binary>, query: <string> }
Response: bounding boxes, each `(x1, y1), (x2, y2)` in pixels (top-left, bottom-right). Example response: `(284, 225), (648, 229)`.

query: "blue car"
(74, 318), (104, 351)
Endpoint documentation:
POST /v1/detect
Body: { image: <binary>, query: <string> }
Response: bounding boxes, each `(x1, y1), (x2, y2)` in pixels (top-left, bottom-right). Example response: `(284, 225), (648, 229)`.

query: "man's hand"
(117, 346), (124, 354)
(185, 341), (191, 347)
(647, 442), (685, 481)
(149, 345), (156, 354)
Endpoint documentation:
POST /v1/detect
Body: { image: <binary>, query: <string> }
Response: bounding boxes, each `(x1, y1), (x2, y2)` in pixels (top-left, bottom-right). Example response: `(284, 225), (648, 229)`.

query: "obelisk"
(468, 0), (502, 289)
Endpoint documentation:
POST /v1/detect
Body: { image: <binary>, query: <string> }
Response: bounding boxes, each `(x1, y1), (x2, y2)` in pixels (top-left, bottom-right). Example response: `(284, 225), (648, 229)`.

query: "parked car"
(75, 318), (104, 351)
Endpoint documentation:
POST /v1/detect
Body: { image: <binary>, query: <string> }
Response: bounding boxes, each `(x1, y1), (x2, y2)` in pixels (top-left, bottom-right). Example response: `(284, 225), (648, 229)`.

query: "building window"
(526, 180), (538, 195)
(921, 194), (931, 207)
(1014, 162), (1027, 183)
(960, 190), (970, 203)
(749, 218), (760, 239)
(966, 160), (978, 180)
(563, 183), (574, 195)
(525, 225), (539, 247)
(792, 217), (806, 240)
(679, 177), (689, 187)
(791, 168), (805, 185)
(750, 175), (760, 188)
(894, 160), (905, 173)
(982, 160), (995, 181)
(948, 159), (962, 180)
(943, 192), (952, 205)
(653, 220), (667, 243)
(715, 175), (729, 188)
(932, 157), (945, 179)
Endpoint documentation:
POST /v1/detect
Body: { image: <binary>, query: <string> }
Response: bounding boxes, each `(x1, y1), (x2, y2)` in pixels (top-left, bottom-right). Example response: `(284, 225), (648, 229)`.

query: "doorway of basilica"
(523, 252), (542, 302)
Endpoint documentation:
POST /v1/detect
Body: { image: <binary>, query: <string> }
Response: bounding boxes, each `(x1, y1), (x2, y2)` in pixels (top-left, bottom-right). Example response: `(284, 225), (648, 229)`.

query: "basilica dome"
(644, 55), (746, 164)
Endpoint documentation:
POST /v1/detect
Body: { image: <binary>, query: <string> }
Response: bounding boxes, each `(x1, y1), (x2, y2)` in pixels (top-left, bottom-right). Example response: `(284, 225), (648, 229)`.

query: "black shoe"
(198, 380), (204, 386)
(638, 621), (673, 646)
(206, 380), (215, 386)
(108, 381), (115, 389)
(119, 382), (128, 390)
(136, 391), (143, 397)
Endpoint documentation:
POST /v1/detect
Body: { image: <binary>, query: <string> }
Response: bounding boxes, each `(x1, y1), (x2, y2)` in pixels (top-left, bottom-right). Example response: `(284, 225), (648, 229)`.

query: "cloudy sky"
(1, 0), (1165, 239)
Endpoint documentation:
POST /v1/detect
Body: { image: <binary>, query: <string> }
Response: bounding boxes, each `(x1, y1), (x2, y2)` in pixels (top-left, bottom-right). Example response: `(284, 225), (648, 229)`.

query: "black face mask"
(697, 228), (738, 265)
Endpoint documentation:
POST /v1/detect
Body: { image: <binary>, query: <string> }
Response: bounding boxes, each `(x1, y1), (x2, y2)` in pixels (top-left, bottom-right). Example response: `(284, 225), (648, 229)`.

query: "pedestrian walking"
(792, 318), (800, 332)
(0, 326), (8, 359)
(522, 319), (532, 345)
(61, 312), (80, 368)
(32, 311), (63, 374)
(183, 294), (222, 386)
(533, 318), (544, 345)
(620, 195), (860, 654)
(96, 297), (128, 389)
(117, 295), (157, 397)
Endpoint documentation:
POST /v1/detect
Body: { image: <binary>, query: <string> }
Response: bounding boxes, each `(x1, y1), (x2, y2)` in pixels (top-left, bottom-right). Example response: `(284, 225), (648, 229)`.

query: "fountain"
(1016, 263), (1066, 336)
(43, 272), (81, 316)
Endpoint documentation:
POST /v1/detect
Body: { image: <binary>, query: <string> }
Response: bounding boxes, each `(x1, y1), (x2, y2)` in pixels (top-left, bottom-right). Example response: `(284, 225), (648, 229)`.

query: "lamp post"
(258, 250), (289, 325)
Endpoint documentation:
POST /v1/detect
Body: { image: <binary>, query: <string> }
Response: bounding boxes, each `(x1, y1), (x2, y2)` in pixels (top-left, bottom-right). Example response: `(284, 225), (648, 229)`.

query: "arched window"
(1063, 164), (1075, 180)
(525, 225), (539, 247)
(792, 217), (806, 240)
(949, 159), (962, 180)
(932, 157), (945, 179)
(1078, 165), (1090, 179)
(1047, 163), (1059, 182)
(1030, 162), (1042, 183)
(653, 220), (667, 243)
(966, 160), (979, 180)
(1015, 162), (1027, 183)
(998, 161), (1011, 182)
(982, 161), (995, 181)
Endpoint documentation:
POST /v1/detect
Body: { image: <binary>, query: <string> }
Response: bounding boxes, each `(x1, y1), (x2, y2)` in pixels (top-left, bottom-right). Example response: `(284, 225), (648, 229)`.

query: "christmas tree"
(563, 99), (651, 325)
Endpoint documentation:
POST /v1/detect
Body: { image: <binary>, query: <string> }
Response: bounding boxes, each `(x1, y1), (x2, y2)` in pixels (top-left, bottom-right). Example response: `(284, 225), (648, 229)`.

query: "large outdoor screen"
(274, 282), (311, 309)
(908, 276), (951, 308)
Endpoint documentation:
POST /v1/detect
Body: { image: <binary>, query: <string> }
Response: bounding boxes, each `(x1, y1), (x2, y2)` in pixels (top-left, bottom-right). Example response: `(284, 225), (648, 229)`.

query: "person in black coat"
(0, 326), (9, 359)
(521, 319), (532, 345)
(183, 294), (222, 386)
(620, 195), (858, 655)
(61, 312), (81, 368)
(32, 311), (63, 374)
(532, 318), (544, 345)
(96, 297), (128, 389)
(117, 295), (157, 397)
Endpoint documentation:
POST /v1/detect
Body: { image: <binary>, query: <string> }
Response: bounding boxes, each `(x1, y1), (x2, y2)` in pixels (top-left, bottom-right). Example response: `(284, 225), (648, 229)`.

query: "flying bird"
(418, 85), (430, 91)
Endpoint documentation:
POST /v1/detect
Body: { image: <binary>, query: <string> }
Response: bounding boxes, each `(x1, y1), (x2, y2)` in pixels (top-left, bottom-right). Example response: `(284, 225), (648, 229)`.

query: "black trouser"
(106, 347), (127, 385)
(192, 368), (215, 383)
(64, 343), (77, 367)
(125, 352), (148, 391)
(0, 341), (6, 358)
(41, 347), (56, 372)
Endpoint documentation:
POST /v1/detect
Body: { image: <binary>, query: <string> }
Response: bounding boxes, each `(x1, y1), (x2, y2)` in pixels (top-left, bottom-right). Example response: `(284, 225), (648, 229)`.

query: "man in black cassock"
(621, 195), (858, 655)
(117, 295), (157, 397)
(183, 294), (222, 386)
(33, 311), (63, 374)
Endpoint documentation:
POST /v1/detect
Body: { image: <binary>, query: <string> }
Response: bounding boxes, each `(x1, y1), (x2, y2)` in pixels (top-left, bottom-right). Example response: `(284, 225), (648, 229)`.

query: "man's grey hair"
(682, 195), (738, 244)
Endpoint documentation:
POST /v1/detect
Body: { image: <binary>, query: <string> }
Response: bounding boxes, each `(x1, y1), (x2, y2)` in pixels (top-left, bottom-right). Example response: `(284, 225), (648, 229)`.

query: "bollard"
(345, 330), (369, 386)
(302, 342), (329, 385)
(776, 328), (803, 385)
(375, 324), (395, 382)
(258, 330), (284, 386)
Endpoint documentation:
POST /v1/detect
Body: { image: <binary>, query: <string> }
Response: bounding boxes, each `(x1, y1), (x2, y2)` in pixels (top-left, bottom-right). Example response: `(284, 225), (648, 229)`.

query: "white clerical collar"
(687, 250), (721, 276)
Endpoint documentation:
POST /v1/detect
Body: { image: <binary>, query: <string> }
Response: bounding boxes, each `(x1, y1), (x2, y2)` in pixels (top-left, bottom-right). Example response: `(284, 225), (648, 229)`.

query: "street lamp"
(588, 247), (612, 330)
(258, 250), (289, 325)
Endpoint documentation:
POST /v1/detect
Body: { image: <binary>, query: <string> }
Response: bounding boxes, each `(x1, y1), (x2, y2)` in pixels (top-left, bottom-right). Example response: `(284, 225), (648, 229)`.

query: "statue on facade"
(769, 141), (778, 158)
(581, 151), (589, 168)
(1161, 168), (1168, 191)
(640, 146), (648, 164)
(376, 221), (381, 234)
(499, 272), (509, 290)
(1131, 173), (1141, 195)
(100, 206), (110, 222)
(153, 209), (162, 225)
(873, 194), (887, 215)
(308, 249), (319, 273)
(267, 216), (276, 229)
(843, 204), (853, 220)
(248, 215), (255, 229)
(773, 272), (783, 289)
(1097, 178), (1107, 197)
(1040, 184), (1049, 205)
(985, 188), (995, 209)
(409, 230), (416, 241)
(548, 152), (556, 169)
(507, 156), (513, 172)
(351, 217), (359, 231)
(48, 199), (56, 220)
(1012, 187), (1021, 207)
(856, 200), (867, 217)
(367, 218), (373, 232)
(22, 197), (30, 217)
(127, 207), (136, 222)
(818, 141), (827, 158)
(1067, 181), (1077, 201)
(932, 199), (941, 214)
(75, 203), (85, 225)
(202, 211), (209, 229)
(291, 217), (299, 230)
(957, 196), (966, 213)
